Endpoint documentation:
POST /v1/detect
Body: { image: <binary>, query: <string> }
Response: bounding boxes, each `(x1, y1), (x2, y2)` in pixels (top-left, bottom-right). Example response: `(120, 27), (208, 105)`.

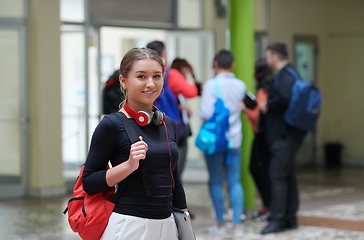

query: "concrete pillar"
(229, 0), (255, 209)
(28, 0), (65, 197)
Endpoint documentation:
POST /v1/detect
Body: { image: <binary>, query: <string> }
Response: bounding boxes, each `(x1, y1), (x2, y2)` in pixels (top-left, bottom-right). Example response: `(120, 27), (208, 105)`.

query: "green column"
(229, 0), (256, 209)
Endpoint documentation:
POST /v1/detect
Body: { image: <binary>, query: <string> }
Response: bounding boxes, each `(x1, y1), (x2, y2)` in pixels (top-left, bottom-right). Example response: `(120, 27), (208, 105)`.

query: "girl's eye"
(137, 75), (145, 79)
(154, 75), (162, 78)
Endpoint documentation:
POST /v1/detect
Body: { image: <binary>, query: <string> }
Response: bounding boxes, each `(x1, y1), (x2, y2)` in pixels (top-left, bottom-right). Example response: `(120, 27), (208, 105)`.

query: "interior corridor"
(1, 166), (364, 240)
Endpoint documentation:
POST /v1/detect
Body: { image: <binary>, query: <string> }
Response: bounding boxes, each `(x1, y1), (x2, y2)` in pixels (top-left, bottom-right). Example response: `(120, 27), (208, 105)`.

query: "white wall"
(323, 0), (364, 165)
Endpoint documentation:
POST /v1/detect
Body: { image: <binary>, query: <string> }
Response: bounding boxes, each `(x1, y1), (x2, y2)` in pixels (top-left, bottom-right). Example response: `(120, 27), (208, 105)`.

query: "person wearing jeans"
(205, 148), (244, 224)
(199, 50), (246, 236)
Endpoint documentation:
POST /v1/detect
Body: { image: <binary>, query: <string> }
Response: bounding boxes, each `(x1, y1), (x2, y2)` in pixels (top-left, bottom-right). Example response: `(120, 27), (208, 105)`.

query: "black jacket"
(265, 64), (296, 144)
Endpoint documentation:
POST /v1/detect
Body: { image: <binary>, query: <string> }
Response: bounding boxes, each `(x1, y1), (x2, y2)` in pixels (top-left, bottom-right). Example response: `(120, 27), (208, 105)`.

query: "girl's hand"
(127, 136), (148, 171)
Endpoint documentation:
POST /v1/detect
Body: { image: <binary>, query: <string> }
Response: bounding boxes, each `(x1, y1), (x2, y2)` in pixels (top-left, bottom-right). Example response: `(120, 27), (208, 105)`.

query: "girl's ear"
(119, 75), (126, 89)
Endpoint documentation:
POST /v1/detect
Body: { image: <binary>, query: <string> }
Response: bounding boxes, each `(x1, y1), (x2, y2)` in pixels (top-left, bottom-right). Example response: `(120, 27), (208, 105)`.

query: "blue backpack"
(195, 79), (229, 155)
(275, 67), (321, 132)
(154, 69), (185, 140)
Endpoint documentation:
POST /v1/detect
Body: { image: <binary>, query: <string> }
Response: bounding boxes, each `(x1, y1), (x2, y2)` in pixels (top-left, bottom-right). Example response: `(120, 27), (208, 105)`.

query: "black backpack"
(102, 70), (124, 114)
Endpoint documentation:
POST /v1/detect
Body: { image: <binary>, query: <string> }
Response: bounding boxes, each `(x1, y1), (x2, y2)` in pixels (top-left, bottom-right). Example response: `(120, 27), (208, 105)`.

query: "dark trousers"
(268, 130), (306, 225)
(249, 133), (271, 208)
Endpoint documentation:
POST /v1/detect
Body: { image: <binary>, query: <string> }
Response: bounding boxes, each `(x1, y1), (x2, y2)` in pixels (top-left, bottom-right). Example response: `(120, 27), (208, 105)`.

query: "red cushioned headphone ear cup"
(135, 111), (151, 126)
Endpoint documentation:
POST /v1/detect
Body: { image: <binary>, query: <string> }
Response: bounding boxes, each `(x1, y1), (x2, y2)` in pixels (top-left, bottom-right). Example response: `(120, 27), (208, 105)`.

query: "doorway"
(0, 25), (27, 198)
(294, 35), (319, 165)
(165, 30), (214, 171)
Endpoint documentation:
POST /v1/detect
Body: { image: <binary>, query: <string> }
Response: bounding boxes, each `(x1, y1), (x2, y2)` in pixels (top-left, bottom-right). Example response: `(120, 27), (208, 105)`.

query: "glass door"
(0, 26), (27, 198)
(166, 31), (215, 171)
(294, 36), (319, 165)
(61, 25), (87, 180)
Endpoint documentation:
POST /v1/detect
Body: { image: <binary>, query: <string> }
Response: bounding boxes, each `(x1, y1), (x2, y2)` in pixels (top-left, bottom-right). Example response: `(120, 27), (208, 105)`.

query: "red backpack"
(63, 165), (120, 240)
(63, 112), (150, 240)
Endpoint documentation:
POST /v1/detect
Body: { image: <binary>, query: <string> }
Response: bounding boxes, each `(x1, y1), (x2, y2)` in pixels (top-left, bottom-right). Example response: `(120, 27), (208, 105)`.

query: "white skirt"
(100, 212), (179, 240)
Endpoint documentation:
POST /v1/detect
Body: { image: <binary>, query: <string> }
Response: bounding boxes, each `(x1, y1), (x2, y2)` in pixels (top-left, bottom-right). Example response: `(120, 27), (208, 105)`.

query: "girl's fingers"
(131, 144), (148, 152)
(129, 136), (148, 161)
(131, 153), (146, 160)
(132, 149), (147, 155)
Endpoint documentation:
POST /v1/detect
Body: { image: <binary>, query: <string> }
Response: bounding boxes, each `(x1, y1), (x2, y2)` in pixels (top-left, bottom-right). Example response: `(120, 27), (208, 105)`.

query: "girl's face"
(120, 58), (163, 107)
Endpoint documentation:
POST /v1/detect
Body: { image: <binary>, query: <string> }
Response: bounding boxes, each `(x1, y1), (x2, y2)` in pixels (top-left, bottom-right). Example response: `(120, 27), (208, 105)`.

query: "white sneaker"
(232, 224), (245, 238)
(209, 225), (229, 237)
(224, 208), (246, 222)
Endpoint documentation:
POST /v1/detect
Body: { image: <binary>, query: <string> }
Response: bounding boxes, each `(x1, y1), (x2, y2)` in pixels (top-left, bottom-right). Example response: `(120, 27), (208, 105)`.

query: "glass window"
(0, 29), (22, 184)
(295, 43), (315, 81)
(0, 123), (21, 183)
(0, 0), (24, 18)
(61, 25), (86, 174)
(166, 31), (215, 168)
(254, 32), (268, 60)
(0, 29), (20, 118)
(60, 0), (85, 22)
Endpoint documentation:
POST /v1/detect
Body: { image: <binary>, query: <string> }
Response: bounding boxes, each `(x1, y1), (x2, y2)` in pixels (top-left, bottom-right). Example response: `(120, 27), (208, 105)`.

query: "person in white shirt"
(199, 50), (246, 236)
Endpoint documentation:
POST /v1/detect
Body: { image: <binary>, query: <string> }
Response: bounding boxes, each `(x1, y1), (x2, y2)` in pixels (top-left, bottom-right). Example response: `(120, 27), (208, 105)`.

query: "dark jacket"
(265, 64), (297, 144)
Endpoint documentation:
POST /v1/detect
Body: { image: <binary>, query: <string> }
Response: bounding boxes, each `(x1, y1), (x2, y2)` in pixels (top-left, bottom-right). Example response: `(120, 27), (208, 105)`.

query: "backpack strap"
(274, 66), (301, 88)
(114, 112), (151, 198)
(213, 78), (234, 165)
(285, 67), (301, 80)
(213, 78), (222, 99)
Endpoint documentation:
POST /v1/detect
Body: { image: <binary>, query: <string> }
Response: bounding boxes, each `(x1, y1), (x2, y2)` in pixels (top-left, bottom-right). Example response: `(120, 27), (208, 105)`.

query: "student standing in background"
(199, 50), (246, 237)
(242, 58), (272, 221)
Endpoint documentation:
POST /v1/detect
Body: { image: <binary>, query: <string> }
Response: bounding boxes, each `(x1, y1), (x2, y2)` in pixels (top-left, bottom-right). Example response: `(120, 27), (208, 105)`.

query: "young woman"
(171, 58), (202, 96)
(82, 47), (188, 240)
(169, 58), (198, 179)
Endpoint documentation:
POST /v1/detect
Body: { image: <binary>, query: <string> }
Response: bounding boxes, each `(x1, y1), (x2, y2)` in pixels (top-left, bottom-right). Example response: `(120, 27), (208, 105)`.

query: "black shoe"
(261, 222), (285, 235)
(285, 222), (298, 230)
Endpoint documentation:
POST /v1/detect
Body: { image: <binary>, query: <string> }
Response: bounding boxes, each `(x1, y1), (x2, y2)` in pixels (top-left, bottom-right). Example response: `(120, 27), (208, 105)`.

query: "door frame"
(165, 30), (214, 174)
(0, 23), (28, 199)
(293, 35), (319, 165)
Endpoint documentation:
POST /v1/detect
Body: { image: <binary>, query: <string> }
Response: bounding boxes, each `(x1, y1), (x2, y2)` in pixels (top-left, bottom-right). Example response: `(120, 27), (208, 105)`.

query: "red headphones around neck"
(123, 102), (165, 126)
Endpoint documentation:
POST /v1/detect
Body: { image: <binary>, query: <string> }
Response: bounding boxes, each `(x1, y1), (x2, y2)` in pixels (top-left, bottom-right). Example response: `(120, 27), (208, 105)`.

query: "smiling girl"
(82, 48), (187, 240)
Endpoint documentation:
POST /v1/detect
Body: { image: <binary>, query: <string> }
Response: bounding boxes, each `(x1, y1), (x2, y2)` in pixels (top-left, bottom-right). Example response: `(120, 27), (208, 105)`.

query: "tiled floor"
(1, 166), (364, 240)
(300, 200), (364, 221)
